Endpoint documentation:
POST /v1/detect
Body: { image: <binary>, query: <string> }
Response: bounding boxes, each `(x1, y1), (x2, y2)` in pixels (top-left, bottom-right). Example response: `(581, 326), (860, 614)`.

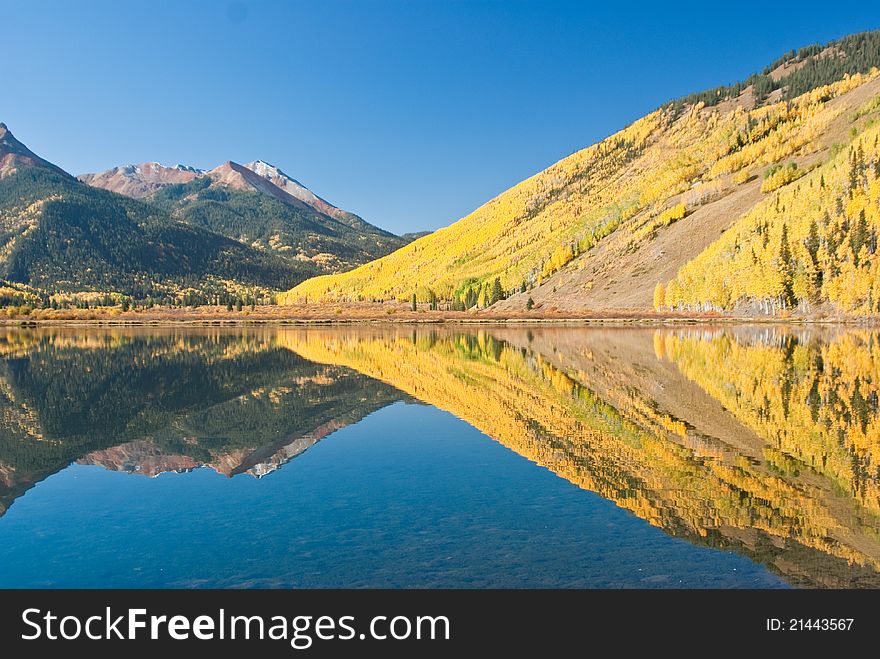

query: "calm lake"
(0, 325), (877, 588)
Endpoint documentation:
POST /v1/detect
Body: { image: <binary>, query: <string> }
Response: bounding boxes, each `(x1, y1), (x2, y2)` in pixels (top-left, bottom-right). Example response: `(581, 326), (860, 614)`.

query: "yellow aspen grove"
(667, 118), (880, 315)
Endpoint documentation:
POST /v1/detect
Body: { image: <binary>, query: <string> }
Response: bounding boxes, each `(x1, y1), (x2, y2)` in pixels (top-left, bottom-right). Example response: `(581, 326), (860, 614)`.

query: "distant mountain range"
(78, 162), (201, 198)
(79, 157), (406, 271)
(0, 124), (412, 301)
(285, 30), (880, 318)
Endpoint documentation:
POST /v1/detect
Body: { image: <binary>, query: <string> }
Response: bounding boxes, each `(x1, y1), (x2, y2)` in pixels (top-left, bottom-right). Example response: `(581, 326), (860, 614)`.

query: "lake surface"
(0, 325), (876, 588)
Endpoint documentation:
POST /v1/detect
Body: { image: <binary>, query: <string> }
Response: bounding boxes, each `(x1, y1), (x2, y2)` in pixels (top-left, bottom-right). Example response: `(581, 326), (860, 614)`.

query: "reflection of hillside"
(658, 329), (880, 515)
(283, 327), (880, 587)
(0, 329), (404, 515)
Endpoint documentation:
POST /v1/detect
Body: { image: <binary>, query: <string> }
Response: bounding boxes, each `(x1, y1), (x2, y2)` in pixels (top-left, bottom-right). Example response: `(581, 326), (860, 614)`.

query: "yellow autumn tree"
(653, 282), (666, 310)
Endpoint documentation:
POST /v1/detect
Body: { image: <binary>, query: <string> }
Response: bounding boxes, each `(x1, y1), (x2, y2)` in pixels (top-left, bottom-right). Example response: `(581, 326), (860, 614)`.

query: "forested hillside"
(673, 31), (880, 109)
(82, 158), (410, 273)
(664, 105), (880, 314)
(150, 176), (406, 272)
(0, 167), (308, 302)
(284, 30), (880, 317)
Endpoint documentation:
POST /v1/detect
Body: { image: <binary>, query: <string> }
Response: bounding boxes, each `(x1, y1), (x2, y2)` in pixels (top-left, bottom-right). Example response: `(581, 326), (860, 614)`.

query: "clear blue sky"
(4, 1), (880, 234)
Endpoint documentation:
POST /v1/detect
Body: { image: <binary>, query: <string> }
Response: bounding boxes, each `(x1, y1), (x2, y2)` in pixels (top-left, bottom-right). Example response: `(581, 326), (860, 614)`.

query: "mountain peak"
(206, 160), (316, 210)
(245, 159), (293, 179)
(78, 161), (202, 198)
(241, 159), (364, 225)
(84, 155), (383, 234)
(0, 123), (71, 180)
(208, 159), (251, 183)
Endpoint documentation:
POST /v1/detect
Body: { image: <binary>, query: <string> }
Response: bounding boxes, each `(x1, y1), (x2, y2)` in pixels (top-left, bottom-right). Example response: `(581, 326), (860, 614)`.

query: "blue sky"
(4, 1), (880, 233)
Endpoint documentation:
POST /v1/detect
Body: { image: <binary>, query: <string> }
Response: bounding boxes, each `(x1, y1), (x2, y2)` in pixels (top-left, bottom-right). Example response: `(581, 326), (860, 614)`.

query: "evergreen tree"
(804, 219), (820, 265)
(490, 277), (504, 304)
(804, 218), (824, 295)
(850, 149), (863, 194)
(851, 211), (869, 266)
(779, 223), (797, 308)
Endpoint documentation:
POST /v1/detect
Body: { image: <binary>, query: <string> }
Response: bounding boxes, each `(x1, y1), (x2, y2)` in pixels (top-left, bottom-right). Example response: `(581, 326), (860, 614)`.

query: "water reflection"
(0, 325), (877, 587)
(0, 329), (405, 513)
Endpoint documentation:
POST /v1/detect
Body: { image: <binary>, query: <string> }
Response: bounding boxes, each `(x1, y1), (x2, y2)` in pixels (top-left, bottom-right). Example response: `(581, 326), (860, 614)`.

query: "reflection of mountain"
(0, 330), (404, 515)
(282, 327), (880, 587)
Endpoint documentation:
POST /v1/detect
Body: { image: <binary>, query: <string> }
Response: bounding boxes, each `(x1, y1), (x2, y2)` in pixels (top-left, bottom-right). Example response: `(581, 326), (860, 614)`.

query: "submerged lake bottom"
(0, 325), (876, 588)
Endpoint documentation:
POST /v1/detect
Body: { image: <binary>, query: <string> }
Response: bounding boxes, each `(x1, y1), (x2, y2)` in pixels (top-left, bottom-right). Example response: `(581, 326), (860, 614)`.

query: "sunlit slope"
(665, 108), (880, 314)
(281, 328), (880, 587)
(284, 39), (880, 309)
(283, 110), (660, 303)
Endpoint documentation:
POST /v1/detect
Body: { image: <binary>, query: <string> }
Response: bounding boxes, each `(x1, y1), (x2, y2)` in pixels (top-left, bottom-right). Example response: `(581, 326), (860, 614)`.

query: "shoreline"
(0, 306), (876, 327)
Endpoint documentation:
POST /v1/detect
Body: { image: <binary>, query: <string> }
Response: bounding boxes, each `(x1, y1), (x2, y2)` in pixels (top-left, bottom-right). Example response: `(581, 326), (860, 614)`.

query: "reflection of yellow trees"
(658, 329), (880, 515)
(282, 328), (880, 585)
